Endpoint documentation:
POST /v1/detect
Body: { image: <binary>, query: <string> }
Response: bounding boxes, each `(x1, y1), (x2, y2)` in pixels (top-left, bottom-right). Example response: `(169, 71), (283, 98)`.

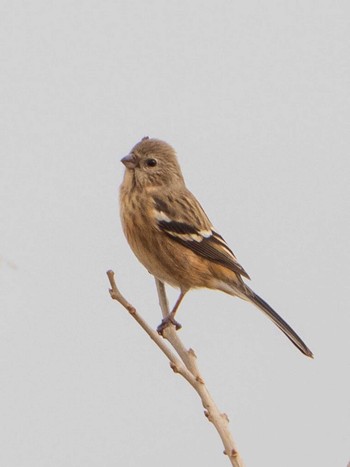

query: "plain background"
(1, 1), (349, 466)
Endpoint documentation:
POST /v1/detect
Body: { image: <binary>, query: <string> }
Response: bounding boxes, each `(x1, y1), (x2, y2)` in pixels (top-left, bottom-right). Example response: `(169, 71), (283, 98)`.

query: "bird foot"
(157, 316), (182, 335)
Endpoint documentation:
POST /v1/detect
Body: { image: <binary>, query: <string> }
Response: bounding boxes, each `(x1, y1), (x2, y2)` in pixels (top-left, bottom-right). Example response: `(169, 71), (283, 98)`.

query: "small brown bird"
(120, 137), (313, 358)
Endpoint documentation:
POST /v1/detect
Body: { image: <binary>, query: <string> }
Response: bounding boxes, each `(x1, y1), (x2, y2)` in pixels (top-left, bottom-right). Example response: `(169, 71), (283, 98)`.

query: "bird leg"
(157, 291), (186, 335)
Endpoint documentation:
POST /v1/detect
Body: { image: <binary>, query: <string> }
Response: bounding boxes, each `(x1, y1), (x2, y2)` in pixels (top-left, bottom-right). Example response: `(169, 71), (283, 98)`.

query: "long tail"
(246, 289), (313, 358)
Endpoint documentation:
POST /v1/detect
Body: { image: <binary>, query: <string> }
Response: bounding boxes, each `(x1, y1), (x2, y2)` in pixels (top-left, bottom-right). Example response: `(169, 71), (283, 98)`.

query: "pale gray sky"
(1, 1), (349, 466)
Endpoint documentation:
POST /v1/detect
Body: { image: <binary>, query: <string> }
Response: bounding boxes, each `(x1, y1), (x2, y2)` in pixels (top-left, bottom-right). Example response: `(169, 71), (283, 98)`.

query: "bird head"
(121, 137), (185, 188)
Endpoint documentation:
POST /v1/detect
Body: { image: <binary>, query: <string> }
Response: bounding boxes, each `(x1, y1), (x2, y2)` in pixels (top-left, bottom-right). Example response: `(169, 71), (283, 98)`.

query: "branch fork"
(107, 269), (244, 467)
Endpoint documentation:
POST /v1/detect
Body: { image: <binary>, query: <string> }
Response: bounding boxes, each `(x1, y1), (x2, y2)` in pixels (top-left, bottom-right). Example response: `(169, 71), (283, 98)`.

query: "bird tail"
(245, 288), (313, 358)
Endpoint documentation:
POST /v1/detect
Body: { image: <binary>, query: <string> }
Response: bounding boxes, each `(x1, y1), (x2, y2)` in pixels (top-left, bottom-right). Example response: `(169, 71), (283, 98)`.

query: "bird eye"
(145, 158), (157, 167)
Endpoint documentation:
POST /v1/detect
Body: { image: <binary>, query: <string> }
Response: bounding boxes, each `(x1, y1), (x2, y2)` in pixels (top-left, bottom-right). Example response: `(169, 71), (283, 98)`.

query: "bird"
(119, 136), (313, 358)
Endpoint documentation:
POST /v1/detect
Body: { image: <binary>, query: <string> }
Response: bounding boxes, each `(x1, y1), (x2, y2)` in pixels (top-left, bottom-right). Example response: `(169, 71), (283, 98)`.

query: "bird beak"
(121, 153), (137, 169)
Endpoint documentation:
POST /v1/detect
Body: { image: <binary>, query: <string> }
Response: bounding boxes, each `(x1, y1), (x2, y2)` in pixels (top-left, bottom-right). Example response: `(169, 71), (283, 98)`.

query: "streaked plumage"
(119, 137), (313, 358)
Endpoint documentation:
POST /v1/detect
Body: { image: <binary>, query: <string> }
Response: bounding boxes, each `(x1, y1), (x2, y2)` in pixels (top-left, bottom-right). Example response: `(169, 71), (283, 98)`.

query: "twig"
(155, 278), (244, 466)
(107, 270), (195, 385)
(107, 270), (244, 467)
(155, 278), (202, 378)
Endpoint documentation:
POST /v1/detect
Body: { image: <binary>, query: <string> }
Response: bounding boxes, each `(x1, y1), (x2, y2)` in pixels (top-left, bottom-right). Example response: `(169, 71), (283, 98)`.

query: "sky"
(1, 1), (349, 466)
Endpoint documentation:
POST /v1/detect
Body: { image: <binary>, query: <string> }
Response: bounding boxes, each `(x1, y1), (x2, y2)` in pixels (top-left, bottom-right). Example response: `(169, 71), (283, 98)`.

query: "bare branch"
(107, 270), (244, 466)
(107, 270), (195, 385)
(154, 278), (170, 319)
(154, 278), (244, 466)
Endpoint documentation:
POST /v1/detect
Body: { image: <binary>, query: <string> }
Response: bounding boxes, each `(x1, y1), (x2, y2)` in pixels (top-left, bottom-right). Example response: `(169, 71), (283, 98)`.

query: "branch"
(107, 270), (244, 467)
(106, 270), (195, 385)
(154, 278), (243, 466)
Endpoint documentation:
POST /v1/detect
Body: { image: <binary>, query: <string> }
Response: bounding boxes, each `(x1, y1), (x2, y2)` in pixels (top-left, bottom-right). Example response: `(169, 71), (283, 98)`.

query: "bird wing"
(152, 191), (250, 279)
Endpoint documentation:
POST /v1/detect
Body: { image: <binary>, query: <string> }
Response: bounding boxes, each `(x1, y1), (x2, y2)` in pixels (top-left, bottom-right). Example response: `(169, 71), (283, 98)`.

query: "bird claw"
(157, 316), (182, 335)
